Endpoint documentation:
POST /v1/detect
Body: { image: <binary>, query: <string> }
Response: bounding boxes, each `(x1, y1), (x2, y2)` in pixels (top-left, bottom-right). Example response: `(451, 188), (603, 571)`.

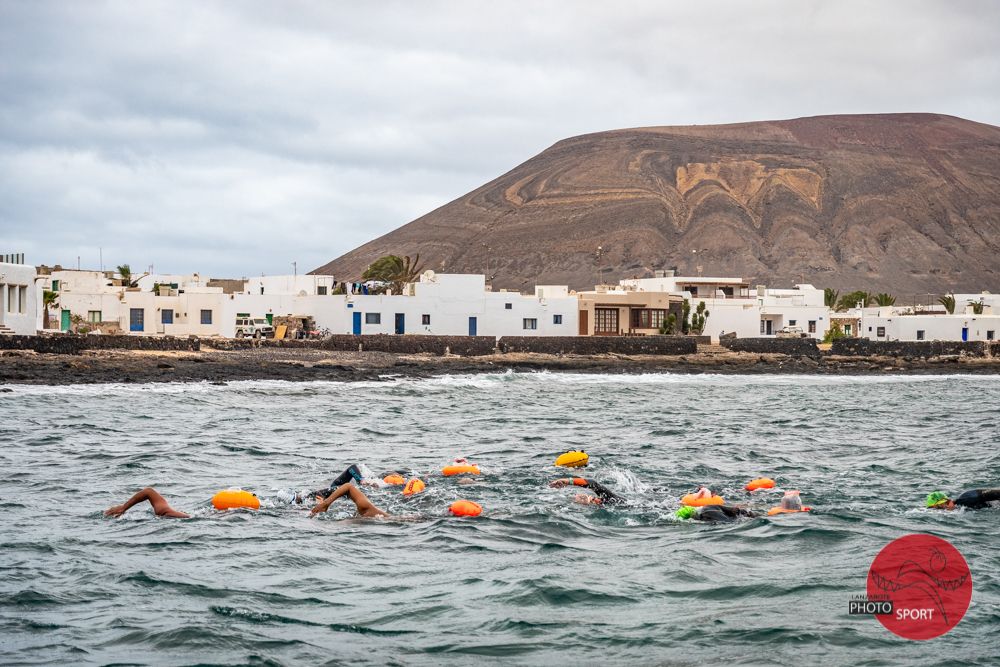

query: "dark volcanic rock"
(314, 113), (1000, 294)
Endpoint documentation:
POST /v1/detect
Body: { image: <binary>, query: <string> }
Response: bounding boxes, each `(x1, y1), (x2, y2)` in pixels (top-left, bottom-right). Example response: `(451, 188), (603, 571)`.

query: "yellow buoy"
(555, 451), (589, 468)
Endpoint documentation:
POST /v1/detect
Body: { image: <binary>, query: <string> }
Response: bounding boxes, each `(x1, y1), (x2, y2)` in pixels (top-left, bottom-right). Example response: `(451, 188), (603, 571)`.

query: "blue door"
(129, 308), (144, 332)
(352, 312), (362, 335)
(394, 313), (405, 335)
(962, 327), (969, 342)
(468, 316), (477, 336)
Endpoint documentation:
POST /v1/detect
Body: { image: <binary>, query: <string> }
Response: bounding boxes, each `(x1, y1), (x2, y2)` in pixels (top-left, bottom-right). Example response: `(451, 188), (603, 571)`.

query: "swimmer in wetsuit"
(310, 482), (387, 518)
(550, 477), (625, 505)
(926, 488), (1000, 510)
(689, 504), (756, 522)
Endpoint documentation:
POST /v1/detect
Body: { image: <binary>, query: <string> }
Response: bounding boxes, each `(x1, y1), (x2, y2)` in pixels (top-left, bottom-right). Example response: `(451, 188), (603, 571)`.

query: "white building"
(0, 259), (40, 335)
(56, 270), (575, 339)
(617, 271), (830, 340)
(42, 269), (124, 332)
(855, 306), (1000, 342)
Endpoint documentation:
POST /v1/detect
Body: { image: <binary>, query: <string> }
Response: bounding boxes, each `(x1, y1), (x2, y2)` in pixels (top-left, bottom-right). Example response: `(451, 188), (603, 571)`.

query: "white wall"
(0, 263), (38, 335)
(246, 274), (337, 296)
(860, 312), (1000, 342)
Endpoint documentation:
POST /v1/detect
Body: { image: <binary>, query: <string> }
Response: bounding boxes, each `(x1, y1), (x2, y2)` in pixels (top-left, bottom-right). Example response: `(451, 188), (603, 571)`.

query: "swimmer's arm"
(549, 478), (574, 488)
(105, 487), (190, 519)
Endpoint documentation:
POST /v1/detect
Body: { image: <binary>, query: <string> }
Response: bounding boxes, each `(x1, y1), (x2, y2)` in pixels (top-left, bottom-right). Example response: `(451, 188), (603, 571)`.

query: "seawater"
(1, 372), (998, 666)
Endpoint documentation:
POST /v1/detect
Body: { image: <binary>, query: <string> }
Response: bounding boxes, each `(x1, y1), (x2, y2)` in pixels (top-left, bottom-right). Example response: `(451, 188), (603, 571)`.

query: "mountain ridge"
(313, 113), (1000, 295)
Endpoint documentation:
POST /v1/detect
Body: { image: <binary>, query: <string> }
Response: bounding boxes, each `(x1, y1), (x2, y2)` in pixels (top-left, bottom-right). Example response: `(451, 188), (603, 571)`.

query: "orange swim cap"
(383, 474), (405, 485)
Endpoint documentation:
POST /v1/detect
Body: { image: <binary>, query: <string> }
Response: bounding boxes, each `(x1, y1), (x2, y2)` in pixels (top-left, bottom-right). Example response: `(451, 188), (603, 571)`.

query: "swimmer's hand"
(104, 505), (126, 518)
(310, 498), (332, 515)
(549, 479), (572, 488)
(574, 494), (602, 505)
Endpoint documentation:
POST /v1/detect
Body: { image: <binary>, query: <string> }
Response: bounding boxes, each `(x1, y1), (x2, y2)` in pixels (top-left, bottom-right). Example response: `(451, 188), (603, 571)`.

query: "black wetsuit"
(694, 504), (757, 522)
(953, 489), (1000, 509)
(576, 479), (625, 505)
(313, 464), (364, 499)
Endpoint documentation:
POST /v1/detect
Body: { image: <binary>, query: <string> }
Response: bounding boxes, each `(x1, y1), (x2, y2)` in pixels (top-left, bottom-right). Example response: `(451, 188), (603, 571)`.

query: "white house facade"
(0, 261), (40, 335)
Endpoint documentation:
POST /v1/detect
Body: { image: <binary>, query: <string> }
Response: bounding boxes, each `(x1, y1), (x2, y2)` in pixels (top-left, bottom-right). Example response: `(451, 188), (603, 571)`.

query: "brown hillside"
(313, 113), (1000, 295)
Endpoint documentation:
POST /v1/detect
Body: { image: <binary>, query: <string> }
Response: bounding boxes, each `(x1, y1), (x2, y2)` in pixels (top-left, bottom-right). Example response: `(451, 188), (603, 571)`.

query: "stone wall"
(720, 337), (820, 357)
(0, 334), (200, 354)
(831, 338), (996, 358)
(499, 335), (696, 355)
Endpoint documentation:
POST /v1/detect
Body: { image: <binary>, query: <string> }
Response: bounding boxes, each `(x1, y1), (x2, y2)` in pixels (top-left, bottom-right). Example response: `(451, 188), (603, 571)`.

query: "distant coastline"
(2, 346), (1000, 386)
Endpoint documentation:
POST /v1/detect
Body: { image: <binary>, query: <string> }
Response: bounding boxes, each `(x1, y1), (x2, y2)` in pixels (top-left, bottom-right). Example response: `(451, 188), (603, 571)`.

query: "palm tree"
(824, 288), (839, 309)
(42, 290), (59, 330)
(968, 299), (985, 315)
(836, 290), (873, 311)
(938, 294), (956, 314)
(874, 293), (896, 307)
(117, 264), (137, 288)
(361, 254), (424, 294)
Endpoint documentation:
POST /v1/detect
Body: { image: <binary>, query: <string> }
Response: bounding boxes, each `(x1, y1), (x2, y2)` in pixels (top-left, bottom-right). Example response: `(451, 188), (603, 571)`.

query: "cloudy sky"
(2, 1), (997, 277)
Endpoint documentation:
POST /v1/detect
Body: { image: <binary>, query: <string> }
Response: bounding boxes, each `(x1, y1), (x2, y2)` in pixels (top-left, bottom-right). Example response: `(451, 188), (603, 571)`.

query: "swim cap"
(780, 491), (803, 511)
(925, 491), (948, 508)
(675, 506), (696, 520)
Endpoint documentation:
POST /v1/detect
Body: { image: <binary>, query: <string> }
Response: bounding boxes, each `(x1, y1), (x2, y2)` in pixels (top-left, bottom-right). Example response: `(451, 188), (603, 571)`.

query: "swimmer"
(104, 487), (191, 519)
(926, 488), (1000, 510)
(550, 477), (625, 505)
(676, 504), (756, 523)
(310, 482), (387, 518)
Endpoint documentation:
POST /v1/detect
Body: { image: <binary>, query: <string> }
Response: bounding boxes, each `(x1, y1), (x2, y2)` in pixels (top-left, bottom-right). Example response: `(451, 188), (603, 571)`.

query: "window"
(505, 303), (512, 310)
(553, 314), (563, 325)
(630, 308), (666, 329)
(422, 314), (431, 325)
(760, 319), (766, 335)
(916, 330), (925, 340)
(366, 312), (381, 324)
(317, 286), (328, 295)
(987, 330), (995, 341)
(162, 309), (174, 324)
(523, 318), (537, 330)
(808, 320), (816, 334)
(868, 326), (873, 332)
(87, 310), (102, 323)
(876, 326), (885, 338)
(720, 286), (734, 297)
(51, 279), (60, 291)
(788, 320), (797, 326)
(843, 324), (853, 335)
(687, 286), (699, 297)
(201, 309), (213, 325)
(594, 308), (619, 334)
(19, 286), (26, 313)
(6, 285), (14, 313)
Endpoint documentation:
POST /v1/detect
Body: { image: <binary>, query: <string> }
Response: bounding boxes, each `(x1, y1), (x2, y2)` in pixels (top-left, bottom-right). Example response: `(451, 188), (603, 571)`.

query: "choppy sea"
(1, 372), (998, 665)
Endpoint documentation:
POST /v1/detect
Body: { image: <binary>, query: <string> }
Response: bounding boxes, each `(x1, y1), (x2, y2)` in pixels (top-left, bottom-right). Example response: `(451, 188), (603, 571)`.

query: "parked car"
(234, 317), (274, 339)
(776, 326), (805, 338)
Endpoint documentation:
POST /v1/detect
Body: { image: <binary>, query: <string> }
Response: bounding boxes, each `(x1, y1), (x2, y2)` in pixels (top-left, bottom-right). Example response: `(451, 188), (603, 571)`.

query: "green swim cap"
(675, 506), (697, 520)
(925, 491), (948, 508)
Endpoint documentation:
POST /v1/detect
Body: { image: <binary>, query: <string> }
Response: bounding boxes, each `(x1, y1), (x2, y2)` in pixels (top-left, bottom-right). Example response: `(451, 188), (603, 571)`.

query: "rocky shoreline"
(2, 346), (999, 387)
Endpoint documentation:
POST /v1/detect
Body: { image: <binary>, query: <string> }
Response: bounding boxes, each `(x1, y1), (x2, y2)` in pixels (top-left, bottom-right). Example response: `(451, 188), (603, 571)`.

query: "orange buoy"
(746, 478), (776, 492)
(449, 500), (482, 517)
(402, 478), (426, 496)
(442, 464), (480, 477)
(767, 506), (812, 516)
(681, 493), (725, 507)
(211, 489), (260, 511)
(383, 473), (405, 485)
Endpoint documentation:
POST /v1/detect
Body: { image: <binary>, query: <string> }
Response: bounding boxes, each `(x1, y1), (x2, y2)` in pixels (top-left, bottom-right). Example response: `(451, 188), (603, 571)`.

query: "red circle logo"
(867, 534), (972, 640)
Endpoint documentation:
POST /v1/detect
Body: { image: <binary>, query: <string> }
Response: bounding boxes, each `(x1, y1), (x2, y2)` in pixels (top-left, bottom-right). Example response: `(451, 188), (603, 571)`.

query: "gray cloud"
(2, 0), (998, 276)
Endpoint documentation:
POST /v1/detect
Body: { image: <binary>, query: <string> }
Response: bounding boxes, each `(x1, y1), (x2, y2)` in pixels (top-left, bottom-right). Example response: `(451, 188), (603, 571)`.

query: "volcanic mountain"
(313, 113), (1000, 296)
